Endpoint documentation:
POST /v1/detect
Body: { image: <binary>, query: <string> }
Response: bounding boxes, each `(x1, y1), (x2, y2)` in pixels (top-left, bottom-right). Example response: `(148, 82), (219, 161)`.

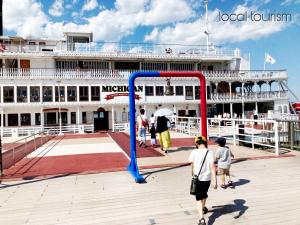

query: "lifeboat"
(292, 103), (300, 112)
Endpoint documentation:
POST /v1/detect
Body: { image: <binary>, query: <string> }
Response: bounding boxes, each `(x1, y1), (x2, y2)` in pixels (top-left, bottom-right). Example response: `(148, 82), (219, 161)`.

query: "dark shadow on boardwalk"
(166, 146), (194, 153)
(141, 163), (190, 181)
(208, 199), (248, 225)
(233, 179), (250, 187)
(0, 173), (76, 189)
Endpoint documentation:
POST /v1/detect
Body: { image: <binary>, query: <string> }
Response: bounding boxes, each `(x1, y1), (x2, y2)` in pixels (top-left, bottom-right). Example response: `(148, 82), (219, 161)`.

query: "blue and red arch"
(128, 71), (207, 183)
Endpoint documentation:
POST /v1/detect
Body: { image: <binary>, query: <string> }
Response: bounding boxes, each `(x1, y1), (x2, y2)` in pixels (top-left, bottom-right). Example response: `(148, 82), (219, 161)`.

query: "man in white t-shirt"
(188, 136), (217, 225)
(137, 109), (148, 147)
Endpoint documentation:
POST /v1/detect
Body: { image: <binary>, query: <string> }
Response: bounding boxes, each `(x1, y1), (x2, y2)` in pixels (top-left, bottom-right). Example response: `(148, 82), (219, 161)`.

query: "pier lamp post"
(57, 80), (63, 135)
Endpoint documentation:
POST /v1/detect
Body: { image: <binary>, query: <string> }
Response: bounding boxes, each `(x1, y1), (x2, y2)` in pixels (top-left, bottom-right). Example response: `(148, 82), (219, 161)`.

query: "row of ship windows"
(0, 112), (80, 127)
(55, 61), (215, 71)
(0, 85), (201, 103)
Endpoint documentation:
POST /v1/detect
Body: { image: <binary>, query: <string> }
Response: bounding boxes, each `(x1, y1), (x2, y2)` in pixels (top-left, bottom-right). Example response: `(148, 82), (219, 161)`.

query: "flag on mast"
(265, 53), (276, 64)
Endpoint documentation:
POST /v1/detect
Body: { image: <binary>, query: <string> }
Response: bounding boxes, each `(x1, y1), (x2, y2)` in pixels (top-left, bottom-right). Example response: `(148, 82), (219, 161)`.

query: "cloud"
(3, 0), (49, 38)
(144, 4), (292, 45)
(281, 0), (300, 6)
(141, 0), (195, 25)
(49, 0), (64, 17)
(82, 0), (99, 12)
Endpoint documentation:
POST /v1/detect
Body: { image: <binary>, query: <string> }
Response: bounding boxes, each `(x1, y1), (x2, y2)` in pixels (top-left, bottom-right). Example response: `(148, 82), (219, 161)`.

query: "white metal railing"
(205, 70), (287, 81)
(113, 123), (129, 132)
(170, 116), (281, 155)
(2, 43), (237, 58)
(0, 68), (288, 81)
(210, 91), (288, 102)
(0, 124), (94, 137)
(2, 130), (57, 169)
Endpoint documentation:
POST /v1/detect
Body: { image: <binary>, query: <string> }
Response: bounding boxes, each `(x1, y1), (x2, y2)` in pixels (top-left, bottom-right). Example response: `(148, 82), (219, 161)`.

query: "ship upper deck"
(1, 42), (239, 61)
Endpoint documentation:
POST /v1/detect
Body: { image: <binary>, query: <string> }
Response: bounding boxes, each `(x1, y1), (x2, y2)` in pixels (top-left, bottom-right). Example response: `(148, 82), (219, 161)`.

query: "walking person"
(188, 136), (217, 225)
(137, 109), (148, 147)
(215, 137), (234, 189)
(156, 116), (171, 153)
(150, 113), (156, 126)
(149, 124), (157, 147)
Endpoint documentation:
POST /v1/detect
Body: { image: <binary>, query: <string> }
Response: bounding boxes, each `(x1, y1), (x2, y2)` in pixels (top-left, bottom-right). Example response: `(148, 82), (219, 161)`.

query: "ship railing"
(210, 91), (288, 101)
(1, 43), (238, 58)
(204, 70), (287, 81)
(0, 68), (288, 80)
(0, 124), (94, 138)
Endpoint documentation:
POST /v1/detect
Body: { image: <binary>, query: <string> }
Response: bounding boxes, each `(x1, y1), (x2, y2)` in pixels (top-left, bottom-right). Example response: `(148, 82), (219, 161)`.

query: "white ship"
(0, 30), (291, 137)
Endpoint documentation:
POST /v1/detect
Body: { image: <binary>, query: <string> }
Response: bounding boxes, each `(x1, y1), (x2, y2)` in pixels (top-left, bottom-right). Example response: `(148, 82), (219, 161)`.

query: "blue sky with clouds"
(3, 0), (300, 98)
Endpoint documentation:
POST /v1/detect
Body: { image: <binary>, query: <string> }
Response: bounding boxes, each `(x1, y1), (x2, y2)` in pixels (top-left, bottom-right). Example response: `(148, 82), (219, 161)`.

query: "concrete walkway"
(1, 150), (300, 225)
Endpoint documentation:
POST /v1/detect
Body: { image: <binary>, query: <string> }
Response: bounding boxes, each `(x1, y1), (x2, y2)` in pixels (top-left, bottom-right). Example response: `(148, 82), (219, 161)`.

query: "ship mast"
(204, 0), (210, 53)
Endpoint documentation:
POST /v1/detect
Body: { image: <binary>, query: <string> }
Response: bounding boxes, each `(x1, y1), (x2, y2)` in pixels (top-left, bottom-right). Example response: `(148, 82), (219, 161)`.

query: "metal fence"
(0, 124), (94, 138)
(1, 131), (57, 170)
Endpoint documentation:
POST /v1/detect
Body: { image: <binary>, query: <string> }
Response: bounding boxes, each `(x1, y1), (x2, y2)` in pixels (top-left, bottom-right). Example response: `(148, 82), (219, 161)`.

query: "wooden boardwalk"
(1, 152), (300, 225)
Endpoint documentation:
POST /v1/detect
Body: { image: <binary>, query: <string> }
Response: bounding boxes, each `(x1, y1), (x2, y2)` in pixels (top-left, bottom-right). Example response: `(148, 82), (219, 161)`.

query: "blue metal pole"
(128, 71), (159, 183)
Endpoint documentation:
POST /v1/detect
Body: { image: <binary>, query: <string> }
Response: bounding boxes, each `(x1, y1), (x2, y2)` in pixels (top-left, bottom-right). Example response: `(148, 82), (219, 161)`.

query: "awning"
(43, 108), (68, 112)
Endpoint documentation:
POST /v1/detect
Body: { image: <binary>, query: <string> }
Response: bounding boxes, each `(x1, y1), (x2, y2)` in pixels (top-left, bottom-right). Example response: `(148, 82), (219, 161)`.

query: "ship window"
(195, 86), (200, 100)
(55, 86), (65, 102)
(170, 63), (194, 71)
(30, 86), (40, 102)
(207, 65), (214, 71)
(79, 86), (89, 101)
(43, 86), (53, 102)
(115, 62), (139, 70)
(67, 86), (77, 102)
(141, 62), (168, 71)
(185, 86), (194, 100)
(156, 86), (164, 96)
(8, 114), (18, 126)
(91, 86), (100, 101)
(188, 110), (196, 117)
(3, 86), (14, 103)
(178, 110), (186, 117)
(71, 112), (76, 124)
(21, 113), (31, 126)
(145, 86), (154, 96)
(175, 86), (184, 96)
(35, 113), (41, 125)
(17, 86), (27, 103)
(82, 112), (87, 124)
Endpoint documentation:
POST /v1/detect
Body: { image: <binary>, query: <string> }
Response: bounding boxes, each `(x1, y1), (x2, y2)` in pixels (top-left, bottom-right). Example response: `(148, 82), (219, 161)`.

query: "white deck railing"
(0, 68), (288, 81)
(0, 124), (94, 138)
(2, 43), (238, 58)
(210, 91), (289, 102)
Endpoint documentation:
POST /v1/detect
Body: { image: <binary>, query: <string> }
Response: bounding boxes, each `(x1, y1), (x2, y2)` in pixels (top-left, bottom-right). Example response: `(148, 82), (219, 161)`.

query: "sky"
(2, 0), (300, 99)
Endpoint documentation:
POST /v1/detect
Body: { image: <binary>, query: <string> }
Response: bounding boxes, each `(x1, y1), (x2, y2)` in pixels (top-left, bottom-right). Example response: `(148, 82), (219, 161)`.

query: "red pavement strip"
(1, 153), (129, 181)
(109, 132), (164, 158)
